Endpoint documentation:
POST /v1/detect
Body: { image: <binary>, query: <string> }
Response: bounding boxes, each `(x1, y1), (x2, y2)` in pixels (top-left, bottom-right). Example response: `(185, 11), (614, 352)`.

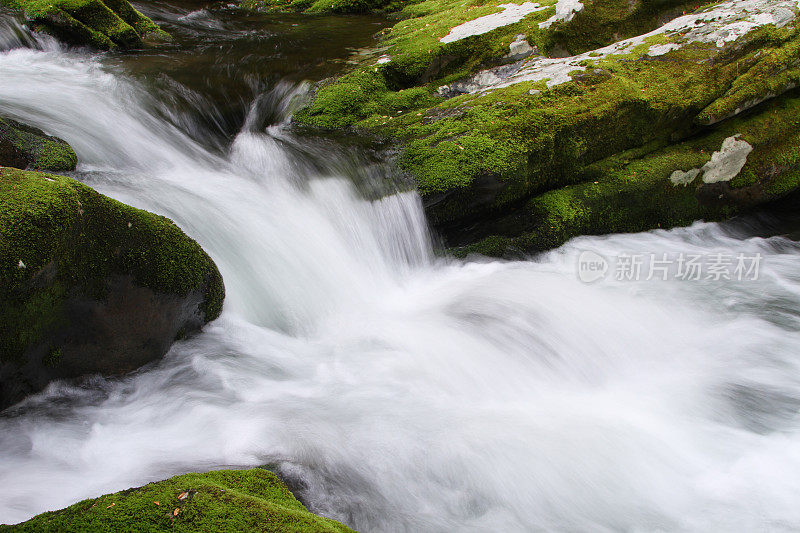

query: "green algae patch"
(0, 468), (355, 532)
(0, 0), (169, 49)
(0, 168), (224, 408)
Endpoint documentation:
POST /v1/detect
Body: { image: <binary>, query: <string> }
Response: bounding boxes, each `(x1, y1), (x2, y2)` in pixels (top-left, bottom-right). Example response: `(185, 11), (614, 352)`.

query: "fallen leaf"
(173, 508), (180, 516)
(177, 492), (189, 501)
(154, 501), (160, 506)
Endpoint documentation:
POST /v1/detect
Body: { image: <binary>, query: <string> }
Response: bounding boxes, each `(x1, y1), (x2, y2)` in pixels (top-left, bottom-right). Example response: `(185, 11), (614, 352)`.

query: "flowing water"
(3, 4), (800, 531)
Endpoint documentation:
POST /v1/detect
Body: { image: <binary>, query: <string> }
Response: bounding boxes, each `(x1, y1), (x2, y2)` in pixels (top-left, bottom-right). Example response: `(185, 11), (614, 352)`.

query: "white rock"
(538, 0), (584, 29)
(440, 2), (545, 44)
(670, 168), (701, 186)
(701, 135), (753, 183)
(647, 43), (681, 56)
(446, 0), (800, 95)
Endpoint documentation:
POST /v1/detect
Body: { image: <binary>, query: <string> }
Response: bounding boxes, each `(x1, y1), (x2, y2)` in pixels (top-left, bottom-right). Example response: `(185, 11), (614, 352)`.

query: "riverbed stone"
(0, 468), (354, 532)
(0, 167), (225, 410)
(287, 0), (800, 255)
(0, 117), (77, 172)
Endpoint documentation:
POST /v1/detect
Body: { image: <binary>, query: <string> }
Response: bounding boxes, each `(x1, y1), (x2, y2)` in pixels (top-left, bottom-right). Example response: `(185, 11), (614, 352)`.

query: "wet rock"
(0, 0), (169, 49)
(0, 168), (225, 410)
(0, 117), (77, 172)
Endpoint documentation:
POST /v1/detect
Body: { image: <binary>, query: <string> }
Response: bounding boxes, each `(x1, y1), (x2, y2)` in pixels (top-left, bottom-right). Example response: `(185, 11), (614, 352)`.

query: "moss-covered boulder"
(0, 117), (77, 172)
(0, 167), (224, 410)
(0, 0), (169, 49)
(0, 468), (355, 532)
(291, 0), (800, 255)
(457, 89), (800, 256)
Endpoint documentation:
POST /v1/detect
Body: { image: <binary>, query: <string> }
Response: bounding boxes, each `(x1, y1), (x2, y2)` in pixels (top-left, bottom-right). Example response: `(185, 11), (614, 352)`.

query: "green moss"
(0, 0), (169, 49)
(389, 40), (720, 198)
(306, 0), (400, 13)
(543, 0), (706, 55)
(764, 169), (800, 196)
(30, 142), (76, 171)
(290, 0), (713, 123)
(456, 87), (800, 257)
(296, 70), (388, 129)
(0, 117), (77, 172)
(0, 168), (224, 362)
(242, 0), (402, 13)
(301, 15), (800, 223)
(453, 145), (721, 257)
(696, 27), (800, 124)
(287, 0), (800, 251)
(1, 468), (354, 532)
(42, 347), (62, 367)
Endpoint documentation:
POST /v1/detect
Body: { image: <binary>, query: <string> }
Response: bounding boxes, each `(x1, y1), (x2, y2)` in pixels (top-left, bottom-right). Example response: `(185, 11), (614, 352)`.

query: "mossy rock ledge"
(0, 0), (169, 49)
(0, 117), (77, 172)
(289, 0), (800, 256)
(0, 468), (355, 532)
(0, 167), (225, 411)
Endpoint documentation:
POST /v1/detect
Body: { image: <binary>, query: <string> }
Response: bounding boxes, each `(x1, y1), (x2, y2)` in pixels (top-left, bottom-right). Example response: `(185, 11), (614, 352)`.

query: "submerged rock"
(0, 0), (169, 49)
(290, 0), (800, 255)
(0, 468), (354, 532)
(0, 168), (225, 410)
(0, 117), (77, 172)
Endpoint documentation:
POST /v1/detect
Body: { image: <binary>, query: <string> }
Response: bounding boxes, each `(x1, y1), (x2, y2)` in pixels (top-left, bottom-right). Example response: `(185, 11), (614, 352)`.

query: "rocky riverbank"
(282, 0), (800, 255)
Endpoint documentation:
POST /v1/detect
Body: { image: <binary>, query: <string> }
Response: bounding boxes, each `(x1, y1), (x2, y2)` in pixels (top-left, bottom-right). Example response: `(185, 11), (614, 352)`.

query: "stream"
(2, 2), (800, 531)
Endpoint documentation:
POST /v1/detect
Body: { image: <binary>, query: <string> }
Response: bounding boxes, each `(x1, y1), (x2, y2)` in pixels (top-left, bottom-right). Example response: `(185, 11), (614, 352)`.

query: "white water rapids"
(3, 19), (800, 533)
